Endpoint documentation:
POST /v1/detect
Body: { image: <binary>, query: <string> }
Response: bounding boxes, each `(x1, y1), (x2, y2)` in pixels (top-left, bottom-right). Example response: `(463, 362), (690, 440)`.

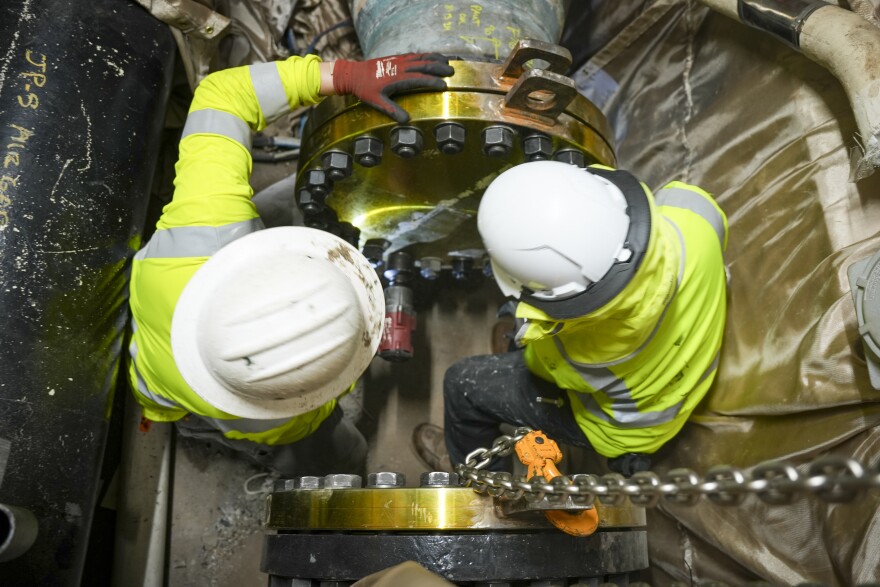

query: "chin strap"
(518, 167), (652, 320)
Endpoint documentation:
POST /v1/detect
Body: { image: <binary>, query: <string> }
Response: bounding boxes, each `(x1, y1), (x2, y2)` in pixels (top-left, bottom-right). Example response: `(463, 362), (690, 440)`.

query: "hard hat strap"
(519, 167), (651, 320)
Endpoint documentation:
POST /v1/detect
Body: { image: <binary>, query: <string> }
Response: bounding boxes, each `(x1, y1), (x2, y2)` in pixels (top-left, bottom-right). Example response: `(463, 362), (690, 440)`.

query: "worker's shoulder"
(655, 181), (728, 248)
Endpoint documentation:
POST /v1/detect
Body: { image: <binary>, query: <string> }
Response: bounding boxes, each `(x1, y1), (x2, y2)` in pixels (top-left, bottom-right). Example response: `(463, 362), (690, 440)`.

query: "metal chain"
(454, 428), (880, 508)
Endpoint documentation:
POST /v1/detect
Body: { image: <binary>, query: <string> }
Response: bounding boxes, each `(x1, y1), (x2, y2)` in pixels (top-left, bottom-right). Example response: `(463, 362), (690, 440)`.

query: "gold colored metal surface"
(265, 487), (646, 531)
(297, 57), (615, 259)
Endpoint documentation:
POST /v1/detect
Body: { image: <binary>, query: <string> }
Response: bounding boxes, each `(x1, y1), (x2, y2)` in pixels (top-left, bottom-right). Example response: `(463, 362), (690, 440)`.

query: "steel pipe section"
(349, 0), (569, 59)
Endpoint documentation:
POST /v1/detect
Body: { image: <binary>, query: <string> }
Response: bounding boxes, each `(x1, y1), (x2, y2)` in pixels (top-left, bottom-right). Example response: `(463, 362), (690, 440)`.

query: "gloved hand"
(332, 53), (454, 124)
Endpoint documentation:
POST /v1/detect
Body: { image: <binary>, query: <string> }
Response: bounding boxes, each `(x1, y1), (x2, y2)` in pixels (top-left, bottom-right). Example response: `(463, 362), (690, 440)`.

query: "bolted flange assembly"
(293, 41), (614, 265)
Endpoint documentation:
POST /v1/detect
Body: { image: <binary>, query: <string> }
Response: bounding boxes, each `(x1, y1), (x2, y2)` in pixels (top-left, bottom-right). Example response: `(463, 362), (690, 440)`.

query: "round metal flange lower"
(261, 530), (648, 582)
(265, 487), (645, 531)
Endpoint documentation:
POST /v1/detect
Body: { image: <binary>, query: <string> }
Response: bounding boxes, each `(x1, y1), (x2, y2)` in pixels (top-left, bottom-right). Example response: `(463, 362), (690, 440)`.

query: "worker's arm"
(159, 53), (453, 230)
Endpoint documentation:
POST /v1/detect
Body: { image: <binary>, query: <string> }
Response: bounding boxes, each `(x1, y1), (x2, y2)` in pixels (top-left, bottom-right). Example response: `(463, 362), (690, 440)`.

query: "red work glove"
(332, 53), (454, 124)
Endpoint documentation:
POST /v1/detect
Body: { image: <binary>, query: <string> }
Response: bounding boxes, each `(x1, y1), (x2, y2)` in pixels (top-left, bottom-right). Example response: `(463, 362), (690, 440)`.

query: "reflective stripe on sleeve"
(134, 218), (264, 260)
(572, 350), (720, 429)
(129, 338), (183, 409)
(655, 187), (726, 247)
(566, 362), (682, 428)
(181, 108), (253, 151)
(576, 391), (683, 429)
(249, 62), (290, 124)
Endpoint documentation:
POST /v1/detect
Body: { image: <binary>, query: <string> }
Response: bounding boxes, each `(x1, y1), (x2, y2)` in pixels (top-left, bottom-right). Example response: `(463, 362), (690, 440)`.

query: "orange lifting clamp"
(514, 430), (599, 536)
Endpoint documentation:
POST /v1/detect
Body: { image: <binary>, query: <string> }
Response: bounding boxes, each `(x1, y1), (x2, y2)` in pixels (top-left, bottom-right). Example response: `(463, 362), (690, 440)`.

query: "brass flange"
(265, 487), (645, 531)
(295, 41), (616, 260)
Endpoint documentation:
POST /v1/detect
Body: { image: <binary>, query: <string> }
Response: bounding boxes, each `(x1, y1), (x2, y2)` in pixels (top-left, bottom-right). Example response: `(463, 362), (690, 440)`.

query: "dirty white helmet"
(171, 227), (384, 419)
(478, 161), (633, 302)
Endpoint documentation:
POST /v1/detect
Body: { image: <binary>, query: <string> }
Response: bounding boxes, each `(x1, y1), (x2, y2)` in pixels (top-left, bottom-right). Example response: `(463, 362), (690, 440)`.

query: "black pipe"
(0, 0), (175, 584)
(0, 503), (39, 562)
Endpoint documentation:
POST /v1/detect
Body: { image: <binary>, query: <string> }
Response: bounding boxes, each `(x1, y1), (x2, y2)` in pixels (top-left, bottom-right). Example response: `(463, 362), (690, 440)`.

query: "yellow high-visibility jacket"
(520, 171), (728, 458)
(127, 55), (336, 445)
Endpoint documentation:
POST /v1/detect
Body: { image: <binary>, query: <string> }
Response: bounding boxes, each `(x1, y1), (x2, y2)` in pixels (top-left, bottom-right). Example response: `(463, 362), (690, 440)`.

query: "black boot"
(607, 453), (652, 477)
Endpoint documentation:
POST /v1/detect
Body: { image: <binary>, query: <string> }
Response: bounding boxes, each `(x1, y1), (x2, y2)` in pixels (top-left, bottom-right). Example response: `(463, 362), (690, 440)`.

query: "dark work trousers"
(175, 405), (367, 478)
(444, 350), (594, 471)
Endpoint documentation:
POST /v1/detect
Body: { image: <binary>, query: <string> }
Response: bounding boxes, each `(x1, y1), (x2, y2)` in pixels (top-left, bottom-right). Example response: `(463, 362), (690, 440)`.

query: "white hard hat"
(171, 227), (384, 419)
(478, 161), (633, 302)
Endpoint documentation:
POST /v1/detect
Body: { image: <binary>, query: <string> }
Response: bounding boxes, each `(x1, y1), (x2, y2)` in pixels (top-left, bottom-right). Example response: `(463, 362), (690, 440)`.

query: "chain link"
(454, 429), (880, 507)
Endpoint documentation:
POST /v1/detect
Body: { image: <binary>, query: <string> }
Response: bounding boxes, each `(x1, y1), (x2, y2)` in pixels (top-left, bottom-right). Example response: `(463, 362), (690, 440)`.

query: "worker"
(128, 53), (454, 477)
(414, 161), (728, 476)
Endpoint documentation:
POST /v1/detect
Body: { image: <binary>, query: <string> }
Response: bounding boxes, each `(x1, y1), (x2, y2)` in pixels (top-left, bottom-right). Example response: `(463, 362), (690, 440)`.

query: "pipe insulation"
(697, 0), (880, 180)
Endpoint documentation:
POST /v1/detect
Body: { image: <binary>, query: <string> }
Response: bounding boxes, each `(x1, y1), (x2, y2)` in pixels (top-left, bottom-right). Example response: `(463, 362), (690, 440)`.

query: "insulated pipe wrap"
(738, 0), (828, 48)
(349, 0), (569, 59)
(698, 0), (880, 179)
(0, 0), (175, 583)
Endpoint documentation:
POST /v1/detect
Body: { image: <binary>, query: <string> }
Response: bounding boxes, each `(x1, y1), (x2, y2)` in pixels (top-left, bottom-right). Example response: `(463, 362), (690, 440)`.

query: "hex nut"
(419, 257), (443, 280)
(303, 168), (331, 197)
(321, 151), (354, 181)
(353, 136), (383, 168)
(434, 122), (466, 155)
(362, 238), (390, 269)
(273, 479), (297, 492)
(553, 148), (586, 168)
(451, 258), (474, 281)
(324, 474), (363, 489)
(482, 125), (515, 158)
(419, 472), (461, 487)
(297, 188), (324, 216)
(294, 476), (325, 490)
(366, 472), (406, 488)
(523, 133), (552, 162)
(390, 126), (424, 158)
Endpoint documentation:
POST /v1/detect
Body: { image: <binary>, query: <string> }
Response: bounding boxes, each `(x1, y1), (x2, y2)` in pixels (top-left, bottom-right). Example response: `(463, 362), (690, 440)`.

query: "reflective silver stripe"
(555, 217), (686, 368)
(249, 62), (290, 123)
(200, 415), (293, 435)
(576, 391), (682, 429)
(564, 362), (670, 427)
(655, 187), (726, 246)
(696, 352), (720, 386)
(129, 338), (182, 409)
(181, 108), (252, 151)
(574, 350), (720, 429)
(134, 218), (264, 260)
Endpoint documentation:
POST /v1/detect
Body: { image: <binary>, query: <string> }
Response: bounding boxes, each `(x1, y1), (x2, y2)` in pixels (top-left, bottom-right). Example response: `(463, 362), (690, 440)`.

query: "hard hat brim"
(171, 227), (384, 420)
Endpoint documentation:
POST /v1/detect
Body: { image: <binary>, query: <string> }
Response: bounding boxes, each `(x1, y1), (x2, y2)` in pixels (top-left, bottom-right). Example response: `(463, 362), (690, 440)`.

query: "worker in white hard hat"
(128, 52), (453, 476)
(414, 160), (728, 476)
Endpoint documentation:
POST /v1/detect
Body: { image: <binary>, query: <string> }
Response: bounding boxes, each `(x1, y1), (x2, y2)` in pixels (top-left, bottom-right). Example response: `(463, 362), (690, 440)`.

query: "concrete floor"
(156, 160), (509, 586)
